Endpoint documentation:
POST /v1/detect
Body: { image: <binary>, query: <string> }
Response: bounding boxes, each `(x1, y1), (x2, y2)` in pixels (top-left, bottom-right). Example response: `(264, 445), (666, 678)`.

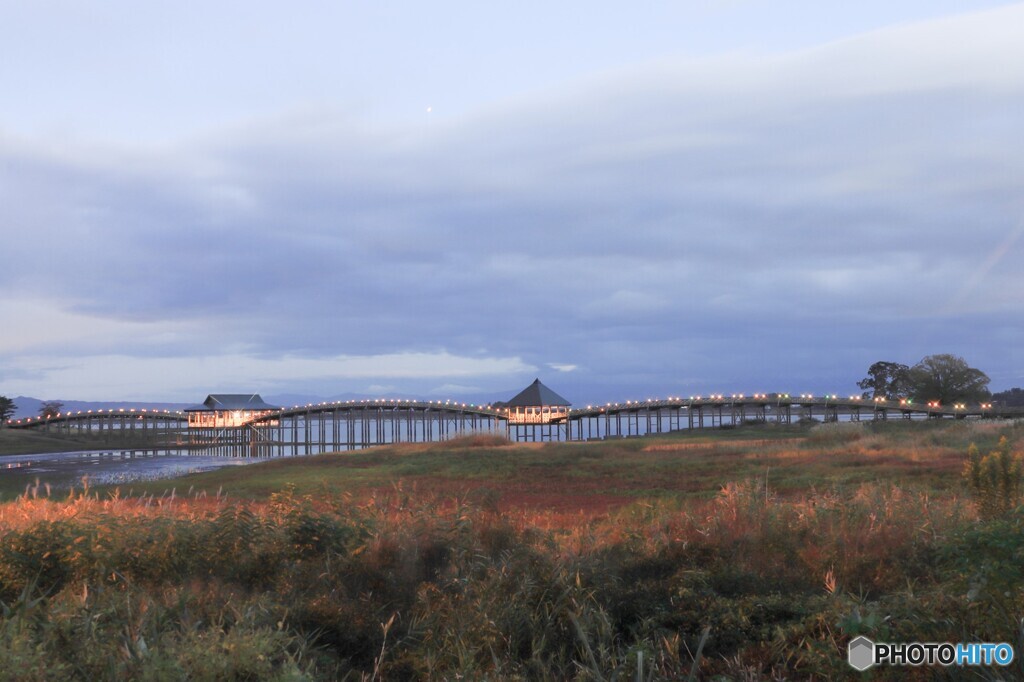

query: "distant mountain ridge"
(266, 390), (514, 408)
(9, 397), (193, 420)
(7, 388), (518, 420)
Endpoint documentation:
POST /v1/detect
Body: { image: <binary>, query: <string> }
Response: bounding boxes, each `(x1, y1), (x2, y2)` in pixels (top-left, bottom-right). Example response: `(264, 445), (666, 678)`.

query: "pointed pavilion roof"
(505, 379), (571, 407)
(185, 394), (279, 412)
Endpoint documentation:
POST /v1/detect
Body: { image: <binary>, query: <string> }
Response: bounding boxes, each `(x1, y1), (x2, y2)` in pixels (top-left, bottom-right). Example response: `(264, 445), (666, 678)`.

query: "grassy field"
(112, 420), (1007, 511)
(1, 420), (1022, 679)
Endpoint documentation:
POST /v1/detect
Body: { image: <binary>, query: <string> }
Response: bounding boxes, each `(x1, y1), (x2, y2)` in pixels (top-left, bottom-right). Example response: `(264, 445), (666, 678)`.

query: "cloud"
(548, 364), (578, 373)
(0, 352), (536, 402)
(3, 5), (1024, 400)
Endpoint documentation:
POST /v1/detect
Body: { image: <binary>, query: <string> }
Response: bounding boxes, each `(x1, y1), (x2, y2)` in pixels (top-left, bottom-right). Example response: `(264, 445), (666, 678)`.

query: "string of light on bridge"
(5, 393), (1008, 427)
(6, 407), (183, 426)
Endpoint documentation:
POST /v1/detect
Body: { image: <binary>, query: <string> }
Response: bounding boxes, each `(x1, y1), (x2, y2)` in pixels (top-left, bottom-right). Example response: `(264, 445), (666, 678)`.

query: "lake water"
(0, 449), (258, 499)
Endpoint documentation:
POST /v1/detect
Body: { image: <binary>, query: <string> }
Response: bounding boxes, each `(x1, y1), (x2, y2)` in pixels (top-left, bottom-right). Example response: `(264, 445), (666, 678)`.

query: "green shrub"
(964, 436), (1023, 518)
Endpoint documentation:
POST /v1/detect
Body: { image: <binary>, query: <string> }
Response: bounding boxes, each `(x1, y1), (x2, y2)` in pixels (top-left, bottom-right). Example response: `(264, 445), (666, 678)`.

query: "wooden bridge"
(6, 393), (1022, 456)
(6, 408), (187, 438)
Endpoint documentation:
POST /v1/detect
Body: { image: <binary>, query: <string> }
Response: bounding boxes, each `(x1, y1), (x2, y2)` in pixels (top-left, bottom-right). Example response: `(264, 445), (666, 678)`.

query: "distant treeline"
(993, 387), (1024, 407)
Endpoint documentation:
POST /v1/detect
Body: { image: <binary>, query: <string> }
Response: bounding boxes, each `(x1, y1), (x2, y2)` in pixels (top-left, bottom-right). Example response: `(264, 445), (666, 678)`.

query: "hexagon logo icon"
(848, 636), (875, 671)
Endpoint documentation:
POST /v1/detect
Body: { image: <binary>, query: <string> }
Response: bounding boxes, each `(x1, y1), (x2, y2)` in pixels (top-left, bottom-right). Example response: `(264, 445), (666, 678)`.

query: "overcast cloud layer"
(2, 2), (1023, 403)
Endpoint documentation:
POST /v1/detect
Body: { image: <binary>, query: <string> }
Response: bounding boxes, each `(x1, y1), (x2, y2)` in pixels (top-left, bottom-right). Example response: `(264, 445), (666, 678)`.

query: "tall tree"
(0, 396), (16, 423)
(38, 400), (64, 419)
(906, 354), (991, 404)
(857, 361), (911, 399)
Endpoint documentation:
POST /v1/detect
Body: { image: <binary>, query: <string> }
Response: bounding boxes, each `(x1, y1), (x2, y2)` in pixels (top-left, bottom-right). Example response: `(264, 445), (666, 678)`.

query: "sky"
(2, 1), (1023, 405)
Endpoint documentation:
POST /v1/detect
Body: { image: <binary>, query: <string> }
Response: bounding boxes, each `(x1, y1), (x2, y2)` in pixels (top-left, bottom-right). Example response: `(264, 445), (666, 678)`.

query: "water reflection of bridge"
(7, 394), (1023, 456)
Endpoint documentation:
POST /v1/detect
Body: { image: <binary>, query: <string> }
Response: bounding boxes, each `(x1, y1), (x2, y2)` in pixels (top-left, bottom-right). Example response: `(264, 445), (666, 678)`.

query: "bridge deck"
(6, 395), (1022, 454)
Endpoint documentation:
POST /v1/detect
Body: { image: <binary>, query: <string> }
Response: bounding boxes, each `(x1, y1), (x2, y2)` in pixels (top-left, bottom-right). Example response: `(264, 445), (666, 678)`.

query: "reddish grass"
(331, 435), (975, 520)
(642, 438), (805, 452)
(361, 475), (635, 516)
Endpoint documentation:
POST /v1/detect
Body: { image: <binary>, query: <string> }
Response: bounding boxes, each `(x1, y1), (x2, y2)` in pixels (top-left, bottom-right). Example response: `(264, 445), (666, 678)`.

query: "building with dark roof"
(185, 394), (279, 428)
(505, 378), (571, 424)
